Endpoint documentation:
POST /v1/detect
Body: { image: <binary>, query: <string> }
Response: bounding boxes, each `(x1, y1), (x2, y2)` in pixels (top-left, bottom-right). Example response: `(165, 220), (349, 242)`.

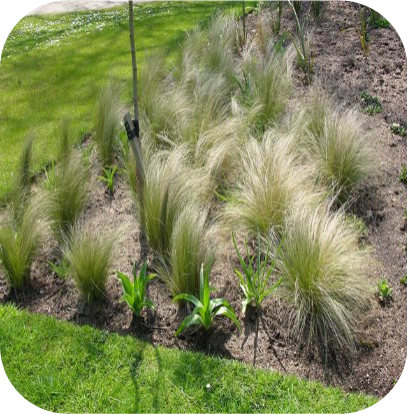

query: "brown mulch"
(1, 1), (406, 399)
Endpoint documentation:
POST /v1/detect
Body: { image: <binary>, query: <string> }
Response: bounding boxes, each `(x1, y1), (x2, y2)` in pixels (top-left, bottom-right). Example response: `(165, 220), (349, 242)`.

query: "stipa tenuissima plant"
(10, 135), (34, 221)
(166, 204), (217, 297)
(305, 91), (375, 203)
(273, 204), (372, 360)
(241, 44), (293, 131)
(0, 194), (48, 290)
(129, 146), (205, 258)
(223, 133), (315, 235)
(65, 226), (117, 303)
(94, 83), (122, 167)
(47, 150), (89, 240)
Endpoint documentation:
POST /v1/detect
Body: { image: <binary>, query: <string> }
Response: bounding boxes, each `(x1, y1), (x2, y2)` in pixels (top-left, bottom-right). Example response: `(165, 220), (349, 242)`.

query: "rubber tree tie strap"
(125, 118), (140, 141)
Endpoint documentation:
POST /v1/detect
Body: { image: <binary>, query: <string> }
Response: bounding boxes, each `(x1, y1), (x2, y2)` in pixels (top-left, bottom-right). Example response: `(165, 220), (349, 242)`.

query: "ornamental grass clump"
(305, 91), (375, 202)
(47, 150), (89, 240)
(65, 226), (116, 303)
(274, 204), (371, 359)
(166, 204), (216, 296)
(223, 133), (314, 235)
(241, 43), (293, 131)
(10, 136), (34, 221)
(94, 83), (122, 167)
(0, 195), (48, 290)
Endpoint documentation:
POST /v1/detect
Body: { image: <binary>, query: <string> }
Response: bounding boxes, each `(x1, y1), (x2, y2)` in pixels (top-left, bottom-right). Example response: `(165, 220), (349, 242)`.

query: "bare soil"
(1, 1), (407, 399)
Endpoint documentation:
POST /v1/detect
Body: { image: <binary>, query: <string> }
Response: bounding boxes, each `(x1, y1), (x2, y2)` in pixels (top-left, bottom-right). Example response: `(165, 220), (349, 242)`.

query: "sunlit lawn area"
(0, 1), (247, 203)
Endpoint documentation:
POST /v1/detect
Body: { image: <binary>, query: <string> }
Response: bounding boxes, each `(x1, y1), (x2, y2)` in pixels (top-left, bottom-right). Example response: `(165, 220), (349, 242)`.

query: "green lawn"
(0, 305), (377, 413)
(0, 1), (250, 204)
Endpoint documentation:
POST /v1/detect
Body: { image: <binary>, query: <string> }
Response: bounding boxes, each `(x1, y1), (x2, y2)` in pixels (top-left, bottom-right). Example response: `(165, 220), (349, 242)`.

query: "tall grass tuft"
(274, 204), (371, 359)
(223, 133), (314, 235)
(10, 136), (34, 221)
(130, 146), (205, 257)
(57, 117), (74, 164)
(47, 151), (89, 240)
(0, 194), (48, 290)
(165, 204), (216, 296)
(305, 91), (375, 202)
(241, 44), (293, 131)
(65, 226), (116, 303)
(94, 83), (122, 167)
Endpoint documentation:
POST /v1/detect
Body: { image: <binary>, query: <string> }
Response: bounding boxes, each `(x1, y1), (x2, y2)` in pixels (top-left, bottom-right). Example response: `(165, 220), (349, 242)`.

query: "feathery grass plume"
(65, 226), (116, 303)
(164, 204), (216, 296)
(48, 150), (89, 240)
(57, 117), (74, 164)
(223, 132), (314, 235)
(10, 135), (34, 221)
(274, 203), (371, 359)
(132, 146), (205, 258)
(0, 194), (48, 290)
(241, 43), (293, 131)
(193, 112), (247, 192)
(93, 83), (122, 167)
(305, 90), (375, 203)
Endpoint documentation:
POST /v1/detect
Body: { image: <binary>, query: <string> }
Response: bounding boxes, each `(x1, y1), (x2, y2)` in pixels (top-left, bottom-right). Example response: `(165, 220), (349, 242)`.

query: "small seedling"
(98, 165), (118, 194)
(232, 231), (283, 314)
(378, 279), (392, 303)
(173, 264), (241, 336)
(390, 123), (407, 137)
(360, 91), (382, 115)
(42, 161), (56, 190)
(399, 166), (407, 185)
(369, 9), (389, 28)
(47, 258), (69, 279)
(400, 275), (407, 286)
(346, 214), (368, 240)
(117, 262), (156, 317)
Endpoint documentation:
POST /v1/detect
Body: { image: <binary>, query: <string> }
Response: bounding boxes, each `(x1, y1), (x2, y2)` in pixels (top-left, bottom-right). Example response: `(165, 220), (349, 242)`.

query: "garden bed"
(1, 1), (407, 401)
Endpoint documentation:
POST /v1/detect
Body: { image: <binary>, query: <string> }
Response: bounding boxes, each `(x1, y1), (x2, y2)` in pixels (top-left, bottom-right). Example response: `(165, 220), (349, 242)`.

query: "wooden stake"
(129, 1), (139, 119)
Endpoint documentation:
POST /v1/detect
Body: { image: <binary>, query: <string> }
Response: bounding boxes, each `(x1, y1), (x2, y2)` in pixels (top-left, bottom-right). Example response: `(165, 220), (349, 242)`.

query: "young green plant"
(173, 264), (241, 336)
(117, 262), (156, 317)
(232, 231), (282, 314)
(98, 165), (118, 195)
(377, 279), (392, 304)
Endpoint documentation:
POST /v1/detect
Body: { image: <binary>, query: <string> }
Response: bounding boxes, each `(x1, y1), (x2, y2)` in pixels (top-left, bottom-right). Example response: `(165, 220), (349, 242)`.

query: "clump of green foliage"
(377, 279), (392, 304)
(290, 2), (314, 84)
(98, 165), (118, 195)
(223, 133), (313, 235)
(167, 204), (216, 297)
(306, 90), (375, 203)
(274, 204), (371, 359)
(232, 231), (282, 314)
(0, 196), (48, 290)
(346, 214), (368, 241)
(399, 166), (407, 185)
(369, 9), (389, 28)
(65, 227), (116, 303)
(174, 264), (241, 336)
(94, 83), (122, 168)
(310, 1), (326, 23)
(272, 1), (283, 35)
(47, 257), (70, 279)
(117, 262), (156, 317)
(10, 136), (34, 222)
(400, 275), (407, 286)
(390, 122), (407, 137)
(360, 91), (382, 115)
(47, 150), (89, 240)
